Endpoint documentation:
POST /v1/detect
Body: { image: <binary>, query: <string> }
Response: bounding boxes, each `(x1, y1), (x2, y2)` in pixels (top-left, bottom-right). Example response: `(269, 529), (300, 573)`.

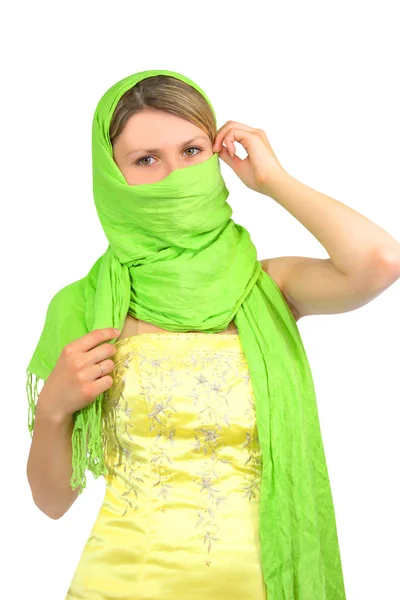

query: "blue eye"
(135, 146), (202, 167)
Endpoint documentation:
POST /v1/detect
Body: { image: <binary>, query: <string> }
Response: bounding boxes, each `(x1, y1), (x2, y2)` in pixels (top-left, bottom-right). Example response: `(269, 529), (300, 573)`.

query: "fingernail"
(114, 328), (120, 333)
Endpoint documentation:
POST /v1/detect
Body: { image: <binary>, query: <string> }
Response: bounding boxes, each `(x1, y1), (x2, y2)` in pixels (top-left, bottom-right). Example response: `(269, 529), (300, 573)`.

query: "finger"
(218, 145), (243, 167)
(85, 358), (116, 382)
(214, 127), (261, 156)
(87, 374), (114, 398)
(215, 120), (259, 139)
(74, 328), (120, 354)
(214, 127), (260, 155)
(86, 341), (117, 367)
(213, 121), (261, 151)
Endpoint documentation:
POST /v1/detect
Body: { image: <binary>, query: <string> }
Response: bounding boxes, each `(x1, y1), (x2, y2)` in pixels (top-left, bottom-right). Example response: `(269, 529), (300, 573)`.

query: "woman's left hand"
(212, 120), (288, 196)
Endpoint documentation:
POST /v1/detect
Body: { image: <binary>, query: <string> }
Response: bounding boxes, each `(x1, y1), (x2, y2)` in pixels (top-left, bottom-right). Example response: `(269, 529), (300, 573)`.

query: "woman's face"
(112, 108), (214, 185)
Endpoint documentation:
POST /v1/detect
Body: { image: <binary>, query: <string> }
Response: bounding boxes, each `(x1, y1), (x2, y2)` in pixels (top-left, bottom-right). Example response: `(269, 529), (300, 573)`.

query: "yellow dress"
(65, 332), (267, 600)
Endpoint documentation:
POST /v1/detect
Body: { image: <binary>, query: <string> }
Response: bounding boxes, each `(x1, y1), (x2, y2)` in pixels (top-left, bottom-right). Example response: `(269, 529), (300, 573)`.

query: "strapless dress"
(65, 332), (267, 600)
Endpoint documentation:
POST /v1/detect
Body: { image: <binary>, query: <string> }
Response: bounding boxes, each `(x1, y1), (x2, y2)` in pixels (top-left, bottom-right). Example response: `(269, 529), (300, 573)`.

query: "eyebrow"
(126, 136), (210, 157)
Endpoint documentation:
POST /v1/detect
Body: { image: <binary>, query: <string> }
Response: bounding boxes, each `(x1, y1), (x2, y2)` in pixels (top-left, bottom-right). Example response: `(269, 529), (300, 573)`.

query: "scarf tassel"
(26, 368), (120, 493)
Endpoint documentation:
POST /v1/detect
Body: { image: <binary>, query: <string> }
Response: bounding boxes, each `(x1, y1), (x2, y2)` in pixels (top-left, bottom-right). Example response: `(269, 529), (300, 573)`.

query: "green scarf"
(26, 69), (346, 598)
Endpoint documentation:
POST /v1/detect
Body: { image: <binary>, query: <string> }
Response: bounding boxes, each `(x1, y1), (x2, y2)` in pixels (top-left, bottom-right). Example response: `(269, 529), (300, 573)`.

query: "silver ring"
(99, 362), (105, 378)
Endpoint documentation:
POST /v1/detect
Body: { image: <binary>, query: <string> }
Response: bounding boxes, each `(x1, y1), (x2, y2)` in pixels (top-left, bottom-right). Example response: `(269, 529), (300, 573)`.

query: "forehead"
(122, 111), (206, 145)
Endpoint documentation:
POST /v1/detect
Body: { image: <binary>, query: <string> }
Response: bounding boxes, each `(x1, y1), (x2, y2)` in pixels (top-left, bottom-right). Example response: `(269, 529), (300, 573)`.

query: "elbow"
(37, 500), (67, 520)
(26, 471), (70, 521)
(33, 494), (69, 520)
(38, 507), (65, 520)
(373, 246), (400, 282)
(46, 510), (66, 521)
(354, 247), (400, 291)
(28, 488), (66, 520)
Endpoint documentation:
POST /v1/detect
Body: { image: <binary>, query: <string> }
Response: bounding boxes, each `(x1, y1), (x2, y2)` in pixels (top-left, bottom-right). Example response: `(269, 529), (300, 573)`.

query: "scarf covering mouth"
(25, 68), (347, 598)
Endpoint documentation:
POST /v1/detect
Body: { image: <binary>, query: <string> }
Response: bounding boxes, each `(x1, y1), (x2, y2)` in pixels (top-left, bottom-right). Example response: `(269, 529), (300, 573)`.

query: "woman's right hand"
(37, 328), (120, 422)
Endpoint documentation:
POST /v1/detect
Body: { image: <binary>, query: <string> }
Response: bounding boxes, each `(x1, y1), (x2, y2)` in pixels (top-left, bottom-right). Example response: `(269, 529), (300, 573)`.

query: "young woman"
(26, 70), (400, 600)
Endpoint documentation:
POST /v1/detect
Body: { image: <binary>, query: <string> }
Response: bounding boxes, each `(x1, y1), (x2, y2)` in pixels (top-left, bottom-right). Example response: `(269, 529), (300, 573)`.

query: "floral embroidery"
(101, 334), (263, 563)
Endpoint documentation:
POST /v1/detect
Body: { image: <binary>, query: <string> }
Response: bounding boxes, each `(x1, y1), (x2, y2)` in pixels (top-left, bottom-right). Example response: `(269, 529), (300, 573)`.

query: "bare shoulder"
(260, 258), (302, 322)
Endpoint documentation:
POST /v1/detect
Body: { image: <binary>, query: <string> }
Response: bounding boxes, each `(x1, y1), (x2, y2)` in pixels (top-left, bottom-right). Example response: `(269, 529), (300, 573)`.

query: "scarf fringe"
(26, 368), (41, 437)
(102, 384), (124, 479)
(26, 368), (117, 493)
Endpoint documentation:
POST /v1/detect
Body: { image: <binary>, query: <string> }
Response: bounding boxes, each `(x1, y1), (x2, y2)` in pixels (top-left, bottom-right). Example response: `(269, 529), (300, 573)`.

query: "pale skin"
(113, 107), (400, 332)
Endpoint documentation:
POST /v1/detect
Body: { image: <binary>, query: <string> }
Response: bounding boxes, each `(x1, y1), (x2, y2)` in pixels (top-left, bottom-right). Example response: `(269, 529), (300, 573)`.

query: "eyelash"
(135, 146), (203, 167)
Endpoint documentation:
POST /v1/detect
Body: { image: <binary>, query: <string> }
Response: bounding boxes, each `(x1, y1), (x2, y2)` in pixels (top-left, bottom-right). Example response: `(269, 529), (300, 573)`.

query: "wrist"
(261, 169), (296, 200)
(36, 392), (73, 427)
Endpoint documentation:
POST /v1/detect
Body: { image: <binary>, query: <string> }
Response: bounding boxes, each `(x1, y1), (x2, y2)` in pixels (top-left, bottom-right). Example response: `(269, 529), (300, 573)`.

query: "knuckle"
(88, 329), (102, 345)
(71, 357), (84, 371)
(62, 344), (74, 357)
(81, 383), (93, 401)
(76, 370), (86, 383)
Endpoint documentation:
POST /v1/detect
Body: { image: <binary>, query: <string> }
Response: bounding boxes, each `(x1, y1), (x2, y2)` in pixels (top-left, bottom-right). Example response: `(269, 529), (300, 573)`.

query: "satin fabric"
(65, 333), (268, 600)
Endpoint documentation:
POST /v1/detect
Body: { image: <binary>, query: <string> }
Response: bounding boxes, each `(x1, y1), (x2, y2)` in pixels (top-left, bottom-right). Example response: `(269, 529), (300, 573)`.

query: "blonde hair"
(109, 75), (216, 146)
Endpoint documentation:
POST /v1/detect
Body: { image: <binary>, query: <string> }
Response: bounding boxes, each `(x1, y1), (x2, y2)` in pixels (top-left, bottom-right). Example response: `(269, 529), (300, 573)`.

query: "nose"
(162, 156), (181, 178)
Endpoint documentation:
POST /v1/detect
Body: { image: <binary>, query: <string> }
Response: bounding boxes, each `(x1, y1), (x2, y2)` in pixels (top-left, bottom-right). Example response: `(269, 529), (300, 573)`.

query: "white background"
(2, 1), (399, 598)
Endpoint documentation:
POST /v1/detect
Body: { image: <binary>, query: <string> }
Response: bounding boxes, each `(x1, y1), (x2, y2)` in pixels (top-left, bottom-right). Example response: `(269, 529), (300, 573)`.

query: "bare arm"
(26, 393), (86, 520)
(26, 327), (119, 519)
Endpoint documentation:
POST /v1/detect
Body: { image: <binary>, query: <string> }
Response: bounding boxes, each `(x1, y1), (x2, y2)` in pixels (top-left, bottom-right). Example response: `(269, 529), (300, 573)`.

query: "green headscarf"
(26, 69), (346, 598)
